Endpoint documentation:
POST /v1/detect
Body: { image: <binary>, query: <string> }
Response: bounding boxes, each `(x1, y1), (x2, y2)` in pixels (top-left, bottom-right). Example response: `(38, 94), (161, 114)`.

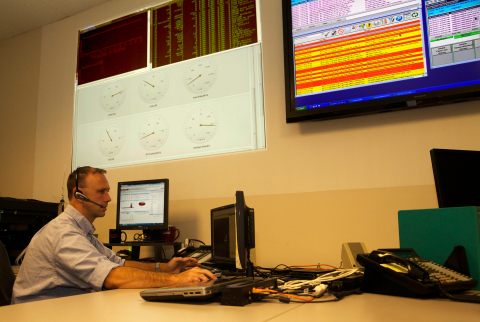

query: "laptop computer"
(140, 277), (247, 301)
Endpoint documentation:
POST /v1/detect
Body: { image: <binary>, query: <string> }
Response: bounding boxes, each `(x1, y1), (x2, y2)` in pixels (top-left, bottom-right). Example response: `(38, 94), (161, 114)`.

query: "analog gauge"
(138, 70), (169, 104)
(98, 124), (125, 157)
(100, 81), (126, 112)
(183, 59), (218, 94)
(184, 107), (218, 144)
(138, 116), (169, 150)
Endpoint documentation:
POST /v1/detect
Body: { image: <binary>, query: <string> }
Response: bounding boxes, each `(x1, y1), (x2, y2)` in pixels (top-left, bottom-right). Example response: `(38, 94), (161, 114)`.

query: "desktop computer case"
(398, 207), (480, 290)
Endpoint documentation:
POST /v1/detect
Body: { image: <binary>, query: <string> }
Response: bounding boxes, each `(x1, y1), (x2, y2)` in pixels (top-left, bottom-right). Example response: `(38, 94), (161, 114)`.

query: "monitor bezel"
(115, 178), (169, 230)
(282, 0), (480, 123)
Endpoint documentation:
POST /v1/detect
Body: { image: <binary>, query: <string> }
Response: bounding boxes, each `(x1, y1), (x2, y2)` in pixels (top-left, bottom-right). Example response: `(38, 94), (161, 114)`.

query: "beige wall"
(0, 29), (42, 198)
(1, 0), (480, 267)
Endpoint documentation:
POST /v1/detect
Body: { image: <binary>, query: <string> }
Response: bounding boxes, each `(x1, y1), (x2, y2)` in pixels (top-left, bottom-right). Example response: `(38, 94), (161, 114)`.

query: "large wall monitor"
(73, 1), (264, 169)
(283, 0), (480, 123)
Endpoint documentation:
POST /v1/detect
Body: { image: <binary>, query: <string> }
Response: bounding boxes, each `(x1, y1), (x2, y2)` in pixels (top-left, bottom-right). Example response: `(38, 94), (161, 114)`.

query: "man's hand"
(162, 257), (200, 273)
(173, 267), (218, 284)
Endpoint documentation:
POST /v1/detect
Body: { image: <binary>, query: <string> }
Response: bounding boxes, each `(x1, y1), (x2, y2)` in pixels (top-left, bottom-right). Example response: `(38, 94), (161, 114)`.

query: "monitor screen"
(430, 149), (480, 208)
(211, 204), (237, 263)
(283, 0), (480, 123)
(210, 191), (255, 276)
(116, 179), (169, 230)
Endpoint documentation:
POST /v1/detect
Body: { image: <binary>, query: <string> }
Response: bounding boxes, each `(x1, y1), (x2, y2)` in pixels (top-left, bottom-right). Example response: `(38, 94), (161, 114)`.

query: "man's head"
(67, 166), (111, 223)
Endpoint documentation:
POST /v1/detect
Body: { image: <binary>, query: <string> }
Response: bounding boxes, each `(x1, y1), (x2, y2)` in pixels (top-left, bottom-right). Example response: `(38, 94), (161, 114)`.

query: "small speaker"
(341, 242), (368, 269)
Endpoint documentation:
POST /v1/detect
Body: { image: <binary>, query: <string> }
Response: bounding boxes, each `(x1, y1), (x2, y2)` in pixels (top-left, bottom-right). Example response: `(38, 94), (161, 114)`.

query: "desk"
(1, 289), (479, 321)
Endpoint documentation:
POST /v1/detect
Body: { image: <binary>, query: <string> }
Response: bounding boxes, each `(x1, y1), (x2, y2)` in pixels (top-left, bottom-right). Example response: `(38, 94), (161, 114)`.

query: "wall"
(1, 0), (480, 268)
(0, 29), (42, 198)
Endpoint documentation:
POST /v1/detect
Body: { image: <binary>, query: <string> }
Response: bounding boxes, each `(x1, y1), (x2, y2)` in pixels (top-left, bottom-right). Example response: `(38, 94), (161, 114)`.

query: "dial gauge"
(98, 124), (125, 157)
(100, 81), (126, 112)
(138, 116), (169, 150)
(138, 70), (169, 104)
(183, 59), (218, 94)
(184, 107), (218, 144)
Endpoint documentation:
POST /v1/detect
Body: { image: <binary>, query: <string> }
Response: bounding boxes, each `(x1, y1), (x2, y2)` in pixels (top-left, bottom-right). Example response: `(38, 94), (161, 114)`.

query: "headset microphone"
(74, 191), (106, 208)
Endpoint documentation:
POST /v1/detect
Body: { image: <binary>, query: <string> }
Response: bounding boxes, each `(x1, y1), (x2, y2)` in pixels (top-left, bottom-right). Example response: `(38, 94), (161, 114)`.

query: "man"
(12, 166), (215, 304)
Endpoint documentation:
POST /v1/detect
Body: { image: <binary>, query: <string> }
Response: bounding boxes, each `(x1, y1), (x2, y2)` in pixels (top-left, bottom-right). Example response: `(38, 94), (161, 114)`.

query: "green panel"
(398, 207), (480, 290)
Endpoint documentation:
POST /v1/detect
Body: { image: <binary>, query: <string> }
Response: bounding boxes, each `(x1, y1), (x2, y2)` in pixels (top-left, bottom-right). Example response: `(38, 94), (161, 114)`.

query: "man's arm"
(124, 257), (200, 273)
(103, 266), (216, 289)
(124, 261), (155, 271)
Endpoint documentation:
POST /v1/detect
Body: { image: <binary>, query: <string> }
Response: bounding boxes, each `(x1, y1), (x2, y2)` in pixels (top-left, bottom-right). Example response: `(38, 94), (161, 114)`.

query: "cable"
(290, 264), (340, 270)
(432, 279), (480, 304)
(281, 268), (361, 290)
(252, 288), (315, 302)
(188, 239), (205, 245)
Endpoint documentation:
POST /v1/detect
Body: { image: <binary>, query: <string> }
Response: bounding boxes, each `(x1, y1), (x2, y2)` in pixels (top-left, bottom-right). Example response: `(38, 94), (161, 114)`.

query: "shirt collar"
(64, 205), (96, 235)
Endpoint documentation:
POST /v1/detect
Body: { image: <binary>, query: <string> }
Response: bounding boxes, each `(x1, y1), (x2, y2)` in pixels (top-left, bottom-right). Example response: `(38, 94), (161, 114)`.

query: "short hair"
(67, 166), (107, 200)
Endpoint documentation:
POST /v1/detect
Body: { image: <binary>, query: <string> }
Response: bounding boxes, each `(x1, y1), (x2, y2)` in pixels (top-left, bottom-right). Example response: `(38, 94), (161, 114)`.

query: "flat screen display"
(116, 179), (168, 229)
(77, 12), (148, 85)
(152, 0), (258, 67)
(211, 204), (237, 263)
(430, 149), (480, 207)
(283, 0), (480, 122)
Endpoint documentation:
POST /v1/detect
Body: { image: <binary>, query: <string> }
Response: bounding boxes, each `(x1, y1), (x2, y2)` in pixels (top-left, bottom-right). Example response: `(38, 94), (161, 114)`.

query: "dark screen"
(211, 205), (236, 262)
(431, 149), (480, 208)
(78, 12), (148, 85)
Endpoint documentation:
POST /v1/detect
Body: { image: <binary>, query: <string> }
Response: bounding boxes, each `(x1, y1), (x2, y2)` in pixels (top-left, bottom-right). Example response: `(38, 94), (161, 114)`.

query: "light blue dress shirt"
(12, 205), (125, 304)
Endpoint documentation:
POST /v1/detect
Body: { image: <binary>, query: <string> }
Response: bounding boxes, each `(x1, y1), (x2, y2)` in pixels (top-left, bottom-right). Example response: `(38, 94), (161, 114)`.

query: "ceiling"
(0, 0), (112, 42)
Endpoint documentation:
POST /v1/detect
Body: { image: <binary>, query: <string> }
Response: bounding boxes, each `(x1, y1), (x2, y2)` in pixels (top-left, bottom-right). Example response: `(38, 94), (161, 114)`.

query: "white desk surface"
(1, 289), (302, 322)
(2, 289), (480, 322)
(270, 293), (480, 322)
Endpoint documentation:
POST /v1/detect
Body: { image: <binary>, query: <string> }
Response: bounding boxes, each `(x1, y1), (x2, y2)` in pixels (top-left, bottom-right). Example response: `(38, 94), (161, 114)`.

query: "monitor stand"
(142, 229), (163, 242)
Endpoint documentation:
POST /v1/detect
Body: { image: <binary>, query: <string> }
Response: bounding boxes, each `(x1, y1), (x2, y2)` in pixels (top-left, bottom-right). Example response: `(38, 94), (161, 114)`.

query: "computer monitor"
(210, 191), (255, 277)
(116, 179), (169, 241)
(430, 149), (480, 208)
(283, 0), (480, 123)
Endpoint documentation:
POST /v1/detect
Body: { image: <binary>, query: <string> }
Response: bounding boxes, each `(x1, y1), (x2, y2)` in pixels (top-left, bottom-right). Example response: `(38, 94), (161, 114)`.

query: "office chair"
(0, 241), (16, 306)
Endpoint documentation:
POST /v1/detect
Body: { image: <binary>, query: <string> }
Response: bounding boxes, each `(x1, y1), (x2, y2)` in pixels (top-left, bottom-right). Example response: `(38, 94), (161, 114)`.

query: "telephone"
(174, 245), (212, 264)
(357, 248), (479, 301)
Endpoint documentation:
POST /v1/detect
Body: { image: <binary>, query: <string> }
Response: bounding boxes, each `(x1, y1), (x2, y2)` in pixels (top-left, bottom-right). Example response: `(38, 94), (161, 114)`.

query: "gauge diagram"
(183, 59), (218, 94)
(98, 124), (125, 157)
(138, 116), (169, 150)
(184, 107), (218, 144)
(99, 81), (126, 112)
(138, 70), (169, 104)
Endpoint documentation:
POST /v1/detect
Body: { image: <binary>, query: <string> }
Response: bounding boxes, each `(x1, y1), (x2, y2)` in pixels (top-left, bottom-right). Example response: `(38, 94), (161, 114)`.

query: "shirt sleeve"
(54, 230), (121, 292)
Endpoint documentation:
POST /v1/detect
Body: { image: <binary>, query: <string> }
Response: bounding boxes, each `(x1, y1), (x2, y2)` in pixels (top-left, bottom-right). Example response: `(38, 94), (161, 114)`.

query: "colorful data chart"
(295, 20), (426, 95)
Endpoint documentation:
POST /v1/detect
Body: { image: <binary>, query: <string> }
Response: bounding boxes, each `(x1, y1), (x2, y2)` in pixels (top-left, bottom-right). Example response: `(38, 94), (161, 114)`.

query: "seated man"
(12, 166), (215, 304)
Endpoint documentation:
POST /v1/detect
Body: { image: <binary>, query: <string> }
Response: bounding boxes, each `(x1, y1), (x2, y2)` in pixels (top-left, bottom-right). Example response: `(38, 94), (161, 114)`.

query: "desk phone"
(357, 248), (477, 298)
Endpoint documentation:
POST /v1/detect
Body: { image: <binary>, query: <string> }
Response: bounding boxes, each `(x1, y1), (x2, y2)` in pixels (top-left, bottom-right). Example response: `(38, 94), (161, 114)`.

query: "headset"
(74, 167), (106, 208)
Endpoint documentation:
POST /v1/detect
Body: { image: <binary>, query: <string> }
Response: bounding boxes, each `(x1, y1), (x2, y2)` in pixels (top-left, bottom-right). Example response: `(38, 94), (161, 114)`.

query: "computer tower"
(398, 207), (480, 290)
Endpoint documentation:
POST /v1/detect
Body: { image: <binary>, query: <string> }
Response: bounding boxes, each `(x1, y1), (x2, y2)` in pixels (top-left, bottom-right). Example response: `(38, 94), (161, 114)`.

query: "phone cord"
(433, 280), (480, 304)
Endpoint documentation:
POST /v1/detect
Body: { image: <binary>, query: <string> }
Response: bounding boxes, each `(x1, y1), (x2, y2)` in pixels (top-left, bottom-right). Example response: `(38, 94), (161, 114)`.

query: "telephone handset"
(357, 248), (478, 300)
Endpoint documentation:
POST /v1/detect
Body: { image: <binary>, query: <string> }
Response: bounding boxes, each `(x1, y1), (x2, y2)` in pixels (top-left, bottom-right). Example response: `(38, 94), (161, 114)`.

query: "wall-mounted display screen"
(152, 0), (258, 67)
(73, 2), (264, 169)
(77, 12), (148, 85)
(283, 0), (480, 123)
